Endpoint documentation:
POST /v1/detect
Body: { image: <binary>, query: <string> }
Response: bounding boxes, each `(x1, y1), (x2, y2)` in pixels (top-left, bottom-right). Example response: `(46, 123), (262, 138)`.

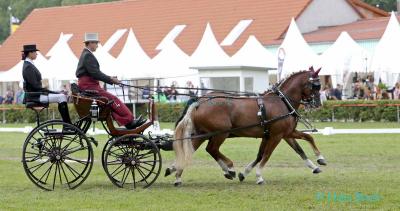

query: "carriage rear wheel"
(22, 122), (94, 191)
(103, 134), (162, 189)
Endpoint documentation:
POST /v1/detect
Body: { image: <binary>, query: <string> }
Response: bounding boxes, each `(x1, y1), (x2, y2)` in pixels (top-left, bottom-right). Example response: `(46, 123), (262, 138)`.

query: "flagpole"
(8, 6), (12, 35)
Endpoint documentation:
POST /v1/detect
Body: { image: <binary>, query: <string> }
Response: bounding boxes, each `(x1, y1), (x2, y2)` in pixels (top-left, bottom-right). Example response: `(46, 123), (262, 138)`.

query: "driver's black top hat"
(21, 44), (40, 52)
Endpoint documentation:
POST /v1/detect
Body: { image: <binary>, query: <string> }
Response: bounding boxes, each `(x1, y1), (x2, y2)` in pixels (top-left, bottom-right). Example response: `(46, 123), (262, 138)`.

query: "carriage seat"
(70, 83), (99, 97)
(23, 92), (49, 111)
(25, 101), (49, 109)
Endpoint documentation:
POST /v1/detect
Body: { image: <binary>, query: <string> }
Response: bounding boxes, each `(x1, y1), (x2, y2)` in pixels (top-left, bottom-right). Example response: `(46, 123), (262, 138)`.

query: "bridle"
(301, 72), (321, 109)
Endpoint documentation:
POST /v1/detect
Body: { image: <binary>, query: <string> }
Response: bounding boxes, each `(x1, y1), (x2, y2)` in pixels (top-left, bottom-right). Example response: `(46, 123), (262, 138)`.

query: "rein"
(118, 83), (258, 97)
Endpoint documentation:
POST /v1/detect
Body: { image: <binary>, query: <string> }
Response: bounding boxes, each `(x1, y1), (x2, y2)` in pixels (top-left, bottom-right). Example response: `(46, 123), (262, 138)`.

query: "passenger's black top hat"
(21, 44), (40, 52)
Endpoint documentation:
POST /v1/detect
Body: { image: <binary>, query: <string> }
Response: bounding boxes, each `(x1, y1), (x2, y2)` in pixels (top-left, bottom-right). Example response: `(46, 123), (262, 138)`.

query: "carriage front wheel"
(22, 122), (94, 191)
(103, 134), (162, 189)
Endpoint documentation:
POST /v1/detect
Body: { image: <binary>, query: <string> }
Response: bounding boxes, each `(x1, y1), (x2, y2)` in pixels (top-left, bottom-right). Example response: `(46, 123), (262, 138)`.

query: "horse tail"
(175, 97), (199, 127)
(174, 102), (197, 170)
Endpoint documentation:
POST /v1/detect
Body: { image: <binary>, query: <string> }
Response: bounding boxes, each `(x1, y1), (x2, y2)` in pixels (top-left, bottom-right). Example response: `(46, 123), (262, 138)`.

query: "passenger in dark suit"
(21, 44), (71, 124)
(76, 33), (146, 129)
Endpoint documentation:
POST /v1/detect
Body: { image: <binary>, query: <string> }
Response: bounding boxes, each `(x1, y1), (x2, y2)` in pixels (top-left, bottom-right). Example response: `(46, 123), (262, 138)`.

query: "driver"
(75, 33), (146, 129)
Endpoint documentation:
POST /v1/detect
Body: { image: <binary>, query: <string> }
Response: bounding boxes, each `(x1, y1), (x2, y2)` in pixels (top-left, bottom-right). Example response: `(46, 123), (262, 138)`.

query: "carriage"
(21, 84), (174, 191)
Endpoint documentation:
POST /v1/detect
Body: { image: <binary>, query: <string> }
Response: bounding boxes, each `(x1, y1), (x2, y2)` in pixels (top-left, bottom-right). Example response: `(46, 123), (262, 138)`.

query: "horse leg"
(238, 137), (267, 182)
(206, 134), (235, 180)
(284, 138), (321, 174)
(173, 139), (206, 186)
(166, 138), (206, 177)
(292, 130), (327, 165)
(255, 135), (282, 185)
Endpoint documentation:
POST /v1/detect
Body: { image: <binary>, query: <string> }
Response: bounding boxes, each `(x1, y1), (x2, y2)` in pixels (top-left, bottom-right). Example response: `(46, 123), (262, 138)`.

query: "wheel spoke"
(121, 166), (131, 187)
(57, 162), (63, 185)
(52, 162), (58, 190)
(28, 159), (50, 173)
(64, 146), (88, 156)
(111, 165), (128, 178)
(135, 166), (149, 185)
(61, 134), (80, 153)
(107, 160), (123, 165)
(131, 166), (136, 189)
(63, 161), (84, 179)
(137, 164), (153, 174)
(59, 162), (71, 189)
(36, 162), (54, 184)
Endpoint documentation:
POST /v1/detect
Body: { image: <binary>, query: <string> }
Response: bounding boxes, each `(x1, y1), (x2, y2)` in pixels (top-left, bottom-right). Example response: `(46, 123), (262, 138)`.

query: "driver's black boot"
(125, 115), (147, 129)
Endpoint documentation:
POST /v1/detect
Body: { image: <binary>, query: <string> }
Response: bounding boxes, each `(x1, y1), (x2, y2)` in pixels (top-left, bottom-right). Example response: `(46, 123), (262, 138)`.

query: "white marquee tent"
(94, 29), (127, 77)
(115, 28), (153, 79)
(190, 23), (232, 67)
(0, 52), (47, 82)
(43, 33), (78, 82)
(231, 35), (276, 68)
(319, 31), (371, 88)
(278, 18), (318, 79)
(370, 12), (400, 86)
(151, 41), (198, 87)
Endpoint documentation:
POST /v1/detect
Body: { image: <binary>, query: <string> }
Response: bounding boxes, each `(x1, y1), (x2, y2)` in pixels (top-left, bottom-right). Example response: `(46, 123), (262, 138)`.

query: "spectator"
(0, 96), (3, 104)
(186, 81), (196, 97)
(394, 82), (400, 100)
(332, 84), (342, 100)
(167, 85), (179, 101)
(322, 85), (331, 100)
(155, 88), (167, 103)
(142, 86), (150, 99)
(4, 89), (14, 104)
(15, 88), (24, 104)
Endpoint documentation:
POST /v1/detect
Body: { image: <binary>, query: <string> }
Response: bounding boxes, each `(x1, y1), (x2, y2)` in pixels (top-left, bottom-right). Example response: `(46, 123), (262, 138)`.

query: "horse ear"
(309, 66), (314, 72)
(313, 67), (321, 77)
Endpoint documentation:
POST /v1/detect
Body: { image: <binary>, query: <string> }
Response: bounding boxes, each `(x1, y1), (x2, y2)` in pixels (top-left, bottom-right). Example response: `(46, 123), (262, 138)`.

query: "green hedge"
(1, 100), (399, 124)
(300, 100), (400, 122)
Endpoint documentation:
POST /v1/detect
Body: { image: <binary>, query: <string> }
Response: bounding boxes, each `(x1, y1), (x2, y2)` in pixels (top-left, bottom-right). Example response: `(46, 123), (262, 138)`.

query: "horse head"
(303, 66), (322, 108)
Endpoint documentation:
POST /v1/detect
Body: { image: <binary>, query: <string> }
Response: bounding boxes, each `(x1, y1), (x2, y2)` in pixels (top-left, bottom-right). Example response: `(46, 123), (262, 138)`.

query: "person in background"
(186, 81), (195, 97)
(0, 96), (4, 104)
(142, 86), (150, 99)
(167, 85), (179, 101)
(394, 82), (400, 100)
(15, 88), (24, 104)
(332, 84), (342, 100)
(4, 89), (14, 104)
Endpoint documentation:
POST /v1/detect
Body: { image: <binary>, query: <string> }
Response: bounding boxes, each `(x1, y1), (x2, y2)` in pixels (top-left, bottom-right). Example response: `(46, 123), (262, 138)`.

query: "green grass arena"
(0, 122), (399, 210)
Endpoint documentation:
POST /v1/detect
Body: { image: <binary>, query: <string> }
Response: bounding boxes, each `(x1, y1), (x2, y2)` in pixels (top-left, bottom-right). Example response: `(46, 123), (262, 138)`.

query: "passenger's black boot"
(58, 102), (72, 124)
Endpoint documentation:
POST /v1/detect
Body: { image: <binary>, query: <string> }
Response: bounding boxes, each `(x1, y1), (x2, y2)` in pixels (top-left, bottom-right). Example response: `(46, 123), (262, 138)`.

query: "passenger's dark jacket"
(22, 61), (52, 102)
(75, 48), (113, 84)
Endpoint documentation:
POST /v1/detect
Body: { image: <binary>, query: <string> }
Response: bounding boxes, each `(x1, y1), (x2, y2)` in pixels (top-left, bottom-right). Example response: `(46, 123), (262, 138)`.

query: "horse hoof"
(224, 173), (234, 180)
(317, 159), (327, 166)
(238, 172), (245, 182)
(165, 168), (172, 177)
(256, 179), (265, 185)
(313, 168), (322, 174)
(228, 170), (236, 178)
(174, 182), (182, 187)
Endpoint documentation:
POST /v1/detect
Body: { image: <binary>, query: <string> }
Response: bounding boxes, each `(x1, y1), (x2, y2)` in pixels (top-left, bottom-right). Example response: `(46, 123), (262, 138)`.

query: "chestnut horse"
(169, 68), (322, 185)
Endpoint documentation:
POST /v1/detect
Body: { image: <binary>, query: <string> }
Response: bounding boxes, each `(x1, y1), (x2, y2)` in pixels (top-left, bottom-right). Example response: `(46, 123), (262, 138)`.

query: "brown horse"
(169, 68), (322, 185)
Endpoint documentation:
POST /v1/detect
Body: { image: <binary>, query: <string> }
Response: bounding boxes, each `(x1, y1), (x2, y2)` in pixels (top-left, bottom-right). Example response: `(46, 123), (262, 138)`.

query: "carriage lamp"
(90, 99), (99, 122)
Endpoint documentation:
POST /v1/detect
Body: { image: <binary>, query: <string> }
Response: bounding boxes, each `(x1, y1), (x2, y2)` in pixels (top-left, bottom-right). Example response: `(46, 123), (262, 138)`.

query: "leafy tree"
(363, 0), (397, 12)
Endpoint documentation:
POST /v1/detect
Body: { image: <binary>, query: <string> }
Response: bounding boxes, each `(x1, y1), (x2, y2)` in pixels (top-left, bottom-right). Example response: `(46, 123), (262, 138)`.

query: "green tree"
(363, 0), (397, 12)
(0, 0), (117, 44)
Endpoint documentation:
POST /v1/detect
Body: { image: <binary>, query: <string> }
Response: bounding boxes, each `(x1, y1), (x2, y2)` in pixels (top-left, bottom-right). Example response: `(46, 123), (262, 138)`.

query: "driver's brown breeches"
(78, 76), (133, 126)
